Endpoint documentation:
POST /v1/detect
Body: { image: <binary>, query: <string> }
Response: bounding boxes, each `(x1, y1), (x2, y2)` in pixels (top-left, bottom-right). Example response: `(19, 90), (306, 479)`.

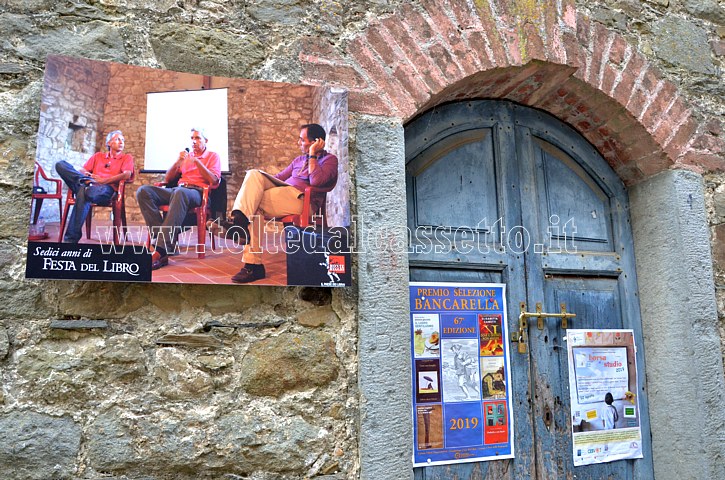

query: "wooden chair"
(31, 162), (62, 224)
(58, 170), (135, 244)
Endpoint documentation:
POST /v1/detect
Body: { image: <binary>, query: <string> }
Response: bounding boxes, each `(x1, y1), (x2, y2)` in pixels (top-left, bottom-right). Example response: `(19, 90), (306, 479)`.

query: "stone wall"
(313, 88), (350, 227)
(0, 285), (359, 479)
(1, 0), (724, 479)
(706, 171), (725, 368)
(35, 56), (110, 222)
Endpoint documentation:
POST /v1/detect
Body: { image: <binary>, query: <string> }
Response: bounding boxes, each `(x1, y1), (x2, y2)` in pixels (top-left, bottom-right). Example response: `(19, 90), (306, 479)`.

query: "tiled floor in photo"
(28, 220), (288, 285)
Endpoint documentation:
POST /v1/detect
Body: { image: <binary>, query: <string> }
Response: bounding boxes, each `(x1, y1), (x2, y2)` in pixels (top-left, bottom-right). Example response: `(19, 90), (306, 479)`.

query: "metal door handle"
(511, 302), (576, 353)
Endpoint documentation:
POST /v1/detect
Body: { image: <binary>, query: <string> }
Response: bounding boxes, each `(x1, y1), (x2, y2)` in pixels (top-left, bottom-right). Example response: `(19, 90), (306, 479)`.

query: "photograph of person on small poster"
(567, 329), (644, 466)
(26, 55), (351, 287)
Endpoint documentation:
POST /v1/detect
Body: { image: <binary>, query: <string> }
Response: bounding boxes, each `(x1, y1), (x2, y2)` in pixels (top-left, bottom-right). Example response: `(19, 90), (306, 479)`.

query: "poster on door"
(410, 282), (514, 467)
(566, 329), (644, 466)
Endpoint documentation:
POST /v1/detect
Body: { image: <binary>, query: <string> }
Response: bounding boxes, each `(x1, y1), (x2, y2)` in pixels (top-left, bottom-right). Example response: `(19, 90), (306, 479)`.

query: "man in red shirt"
(55, 130), (134, 243)
(136, 128), (221, 269)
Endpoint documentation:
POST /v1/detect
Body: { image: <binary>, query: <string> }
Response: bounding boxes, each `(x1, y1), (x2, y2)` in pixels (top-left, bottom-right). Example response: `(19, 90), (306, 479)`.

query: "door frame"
(355, 110), (725, 480)
(405, 100), (654, 479)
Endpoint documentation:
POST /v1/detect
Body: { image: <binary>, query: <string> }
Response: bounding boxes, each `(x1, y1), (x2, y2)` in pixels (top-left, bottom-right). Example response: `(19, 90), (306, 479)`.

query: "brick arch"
(300, 0), (723, 184)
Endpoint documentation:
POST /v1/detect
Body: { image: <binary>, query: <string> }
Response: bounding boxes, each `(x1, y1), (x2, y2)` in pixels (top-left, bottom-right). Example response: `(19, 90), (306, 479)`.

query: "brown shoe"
(151, 250), (169, 270)
(231, 263), (265, 283)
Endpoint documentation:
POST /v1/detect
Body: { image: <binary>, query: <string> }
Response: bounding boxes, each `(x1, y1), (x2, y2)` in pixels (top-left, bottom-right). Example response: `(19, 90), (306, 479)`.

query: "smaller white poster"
(566, 329), (644, 466)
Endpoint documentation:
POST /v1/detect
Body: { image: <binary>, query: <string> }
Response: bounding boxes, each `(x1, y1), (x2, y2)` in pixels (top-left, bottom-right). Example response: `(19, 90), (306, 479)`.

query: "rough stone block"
(710, 40), (725, 57)
(240, 330), (339, 397)
(87, 410), (137, 472)
(50, 319), (108, 329)
(150, 23), (265, 77)
(0, 327), (8, 359)
(297, 305), (340, 327)
(14, 333), (147, 403)
(652, 17), (716, 74)
(248, 0), (306, 26)
(153, 347), (214, 399)
(211, 412), (325, 475)
(9, 20), (126, 63)
(303, 62), (368, 90)
(0, 412), (81, 480)
(682, 0), (725, 24)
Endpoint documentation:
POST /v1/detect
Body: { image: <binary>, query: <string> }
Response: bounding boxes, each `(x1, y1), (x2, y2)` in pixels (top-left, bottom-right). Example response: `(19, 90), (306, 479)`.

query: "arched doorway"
(406, 100), (655, 479)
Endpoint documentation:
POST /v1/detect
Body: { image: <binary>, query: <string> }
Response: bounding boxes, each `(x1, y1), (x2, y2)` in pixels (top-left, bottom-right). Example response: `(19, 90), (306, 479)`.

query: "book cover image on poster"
(441, 339), (481, 402)
(413, 313), (440, 359)
(479, 314), (503, 356)
(26, 55), (351, 287)
(483, 401), (509, 444)
(480, 357), (506, 399)
(415, 359), (442, 403)
(416, 404), (444, 450)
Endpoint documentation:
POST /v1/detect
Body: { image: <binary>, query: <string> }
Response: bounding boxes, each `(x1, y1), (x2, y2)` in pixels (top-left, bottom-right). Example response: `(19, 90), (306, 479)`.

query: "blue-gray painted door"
(406, 101), (654, 480)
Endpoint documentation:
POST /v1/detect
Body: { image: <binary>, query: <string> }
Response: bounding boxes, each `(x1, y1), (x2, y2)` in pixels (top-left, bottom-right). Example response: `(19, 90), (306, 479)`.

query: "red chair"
(58, 172), (135, 245)
(149, 181), (219, 259)
(31, 161), (62, 225)
(277, 184), (336, 228)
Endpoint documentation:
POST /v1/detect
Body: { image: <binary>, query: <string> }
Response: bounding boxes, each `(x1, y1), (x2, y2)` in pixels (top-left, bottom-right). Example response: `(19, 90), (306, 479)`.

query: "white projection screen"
(144, 88), (230, 172)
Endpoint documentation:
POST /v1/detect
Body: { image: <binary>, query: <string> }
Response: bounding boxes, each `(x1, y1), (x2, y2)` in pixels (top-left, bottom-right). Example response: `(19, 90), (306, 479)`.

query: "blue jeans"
(55, 160), (114, 243)
(136, 184), (203, 251)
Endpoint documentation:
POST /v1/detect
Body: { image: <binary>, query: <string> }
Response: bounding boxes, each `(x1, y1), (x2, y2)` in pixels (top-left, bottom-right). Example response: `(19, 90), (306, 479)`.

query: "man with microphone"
(136, 127), (221, 269)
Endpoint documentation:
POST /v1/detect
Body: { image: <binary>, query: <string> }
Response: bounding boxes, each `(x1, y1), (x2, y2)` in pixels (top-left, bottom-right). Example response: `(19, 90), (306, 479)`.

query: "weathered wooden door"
(406, 101), (655, 479)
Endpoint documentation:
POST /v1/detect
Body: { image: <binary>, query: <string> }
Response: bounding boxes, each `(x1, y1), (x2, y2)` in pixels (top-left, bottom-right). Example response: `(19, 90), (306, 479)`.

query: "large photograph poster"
(26, 55), (351, 287)
(566, 329), (644, 466)
(410, 282), (514, 467)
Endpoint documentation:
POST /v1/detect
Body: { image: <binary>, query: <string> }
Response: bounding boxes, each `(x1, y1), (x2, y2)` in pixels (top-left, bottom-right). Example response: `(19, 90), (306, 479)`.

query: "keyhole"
(544, 404), (552, 429)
